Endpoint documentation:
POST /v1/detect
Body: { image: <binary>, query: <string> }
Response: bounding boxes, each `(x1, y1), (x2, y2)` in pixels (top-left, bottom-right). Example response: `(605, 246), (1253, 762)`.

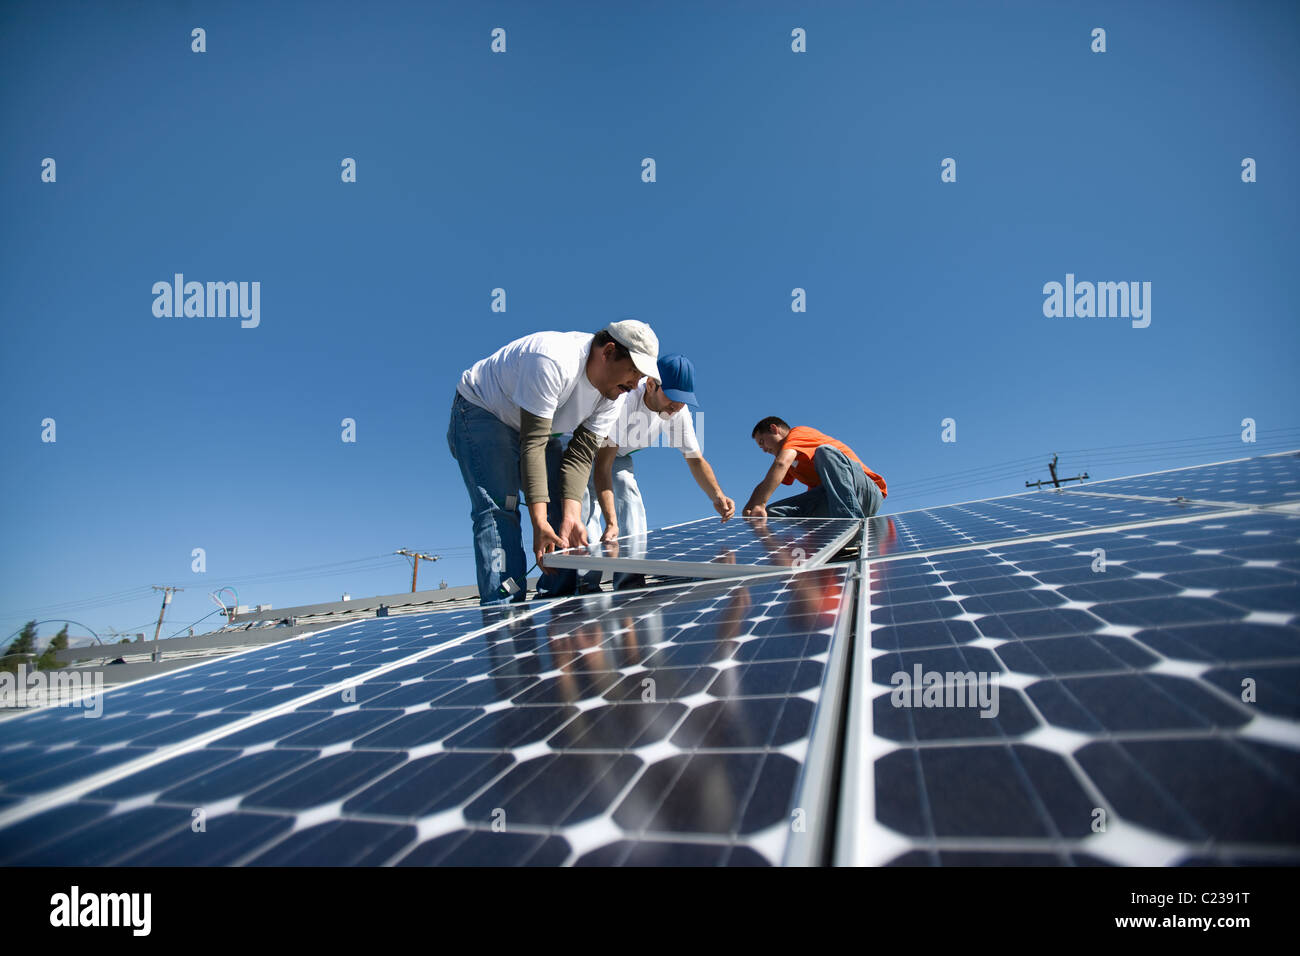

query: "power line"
(1056, 426), (1300, 456)
(4, 586), (157, 619)
(213, 553), (405, 586)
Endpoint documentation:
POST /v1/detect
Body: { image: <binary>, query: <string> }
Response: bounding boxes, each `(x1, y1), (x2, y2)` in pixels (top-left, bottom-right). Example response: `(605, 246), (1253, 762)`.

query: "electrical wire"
(212, 553), (406, 586)
(4, 586), (157, 619)
(165, 607), (225, 639)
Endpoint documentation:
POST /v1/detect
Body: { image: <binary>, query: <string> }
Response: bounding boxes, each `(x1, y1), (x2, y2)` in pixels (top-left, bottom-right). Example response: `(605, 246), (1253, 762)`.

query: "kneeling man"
(743, 417), (887, 521)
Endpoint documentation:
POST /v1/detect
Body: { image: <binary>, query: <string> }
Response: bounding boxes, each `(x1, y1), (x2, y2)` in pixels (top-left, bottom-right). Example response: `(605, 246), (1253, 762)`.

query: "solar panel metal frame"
(542, 515), (862, 580)
(833, 549), (878, 865)
(781, 560), (860, 865)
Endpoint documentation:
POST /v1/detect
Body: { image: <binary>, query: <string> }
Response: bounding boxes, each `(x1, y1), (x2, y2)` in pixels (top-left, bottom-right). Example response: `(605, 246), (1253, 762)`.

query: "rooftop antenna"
(1025, 454), (1089, 490)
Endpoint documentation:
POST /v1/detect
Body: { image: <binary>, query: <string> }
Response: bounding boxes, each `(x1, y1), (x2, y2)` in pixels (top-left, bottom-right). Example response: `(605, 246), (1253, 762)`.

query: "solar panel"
(1065, 452), (1300, 508)
(0, 608), (513, 819)
(837, 509), (1300, 866)
(543, 515), (861, 579)
(8, 453), (1295, 869)
(867, 490), (1231, 559)
(0, 567), (856, 867)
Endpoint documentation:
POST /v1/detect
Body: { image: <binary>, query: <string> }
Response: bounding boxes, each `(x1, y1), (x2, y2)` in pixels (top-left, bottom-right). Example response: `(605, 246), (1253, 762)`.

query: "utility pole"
(150, 586), (183, 662)
(1025, 454), (1089, 490)
(395, 550), (440, 592)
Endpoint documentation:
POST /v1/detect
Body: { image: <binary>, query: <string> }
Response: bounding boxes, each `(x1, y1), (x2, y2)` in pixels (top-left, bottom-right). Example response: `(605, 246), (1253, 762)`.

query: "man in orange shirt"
(742, 416), (887, 521)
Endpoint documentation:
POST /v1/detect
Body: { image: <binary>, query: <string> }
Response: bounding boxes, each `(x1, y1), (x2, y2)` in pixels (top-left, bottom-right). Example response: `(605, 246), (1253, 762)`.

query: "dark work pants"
(766, 446), (883, 521)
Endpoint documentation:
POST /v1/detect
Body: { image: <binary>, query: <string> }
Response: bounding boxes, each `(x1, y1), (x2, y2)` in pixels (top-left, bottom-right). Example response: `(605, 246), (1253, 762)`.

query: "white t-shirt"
(458, 331), (620, 437)
(604, 380), (702, 458)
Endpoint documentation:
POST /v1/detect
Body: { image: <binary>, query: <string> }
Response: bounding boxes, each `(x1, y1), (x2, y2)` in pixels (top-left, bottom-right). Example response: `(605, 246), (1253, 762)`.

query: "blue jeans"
(582, 454), (648, 592)
(766, 446), (883, 521)
(447, 393), (528, 605)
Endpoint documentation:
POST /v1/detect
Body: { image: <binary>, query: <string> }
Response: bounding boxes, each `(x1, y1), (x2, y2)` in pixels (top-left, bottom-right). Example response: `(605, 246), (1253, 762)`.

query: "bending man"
(585, 353), (735, 590)
(447, 321), (659, 604)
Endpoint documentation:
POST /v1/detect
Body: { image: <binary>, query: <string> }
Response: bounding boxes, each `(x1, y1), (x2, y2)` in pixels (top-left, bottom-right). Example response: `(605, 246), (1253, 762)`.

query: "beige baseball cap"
(604, 319), (661, 382)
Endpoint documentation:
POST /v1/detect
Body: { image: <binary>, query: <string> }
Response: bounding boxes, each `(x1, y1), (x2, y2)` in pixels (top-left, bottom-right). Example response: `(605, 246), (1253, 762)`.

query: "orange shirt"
(780, 426), (888, 497)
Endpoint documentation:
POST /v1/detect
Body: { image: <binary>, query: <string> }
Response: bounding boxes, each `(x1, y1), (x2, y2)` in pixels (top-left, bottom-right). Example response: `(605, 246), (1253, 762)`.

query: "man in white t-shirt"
(447, 320), (660, 604)
(583, 353), (735, 590)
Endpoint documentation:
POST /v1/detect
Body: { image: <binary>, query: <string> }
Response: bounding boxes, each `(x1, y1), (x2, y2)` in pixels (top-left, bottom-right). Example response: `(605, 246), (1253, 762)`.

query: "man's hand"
(532, 520), (564, 568)
(599, 533), (621, 559)
(743, 501), (767, 519)
(557, 513), (589, 551)
(600, 523), (620, 545)
(713, 494), (736, 522)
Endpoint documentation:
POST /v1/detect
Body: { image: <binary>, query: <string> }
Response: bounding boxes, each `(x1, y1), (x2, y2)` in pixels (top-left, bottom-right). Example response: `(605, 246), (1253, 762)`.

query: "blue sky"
(3, 0), (1297, 647)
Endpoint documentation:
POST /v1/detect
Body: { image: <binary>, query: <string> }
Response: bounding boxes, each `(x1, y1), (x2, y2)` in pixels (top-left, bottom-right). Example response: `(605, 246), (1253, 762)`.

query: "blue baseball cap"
(656, 353), (699, 407)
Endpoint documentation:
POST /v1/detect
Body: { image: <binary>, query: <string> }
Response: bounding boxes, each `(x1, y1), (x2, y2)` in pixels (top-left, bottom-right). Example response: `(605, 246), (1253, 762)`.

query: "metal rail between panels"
(781, 561), (861, 866)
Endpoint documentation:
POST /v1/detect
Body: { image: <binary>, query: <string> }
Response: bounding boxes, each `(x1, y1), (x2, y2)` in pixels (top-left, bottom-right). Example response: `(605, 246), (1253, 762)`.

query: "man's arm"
(743, 447), (797, 517)
(520, 410), (564, 565)
(554, 425), (604, 550)
(593, 444), (620, 543)
(685, 455), (735, 521)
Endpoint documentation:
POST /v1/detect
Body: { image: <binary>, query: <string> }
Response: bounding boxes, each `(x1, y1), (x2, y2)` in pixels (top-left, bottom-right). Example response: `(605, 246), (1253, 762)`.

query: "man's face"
(644, 381), (685, 416)
(755, 426), (784, 455)
(589, 343), (643, 400)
